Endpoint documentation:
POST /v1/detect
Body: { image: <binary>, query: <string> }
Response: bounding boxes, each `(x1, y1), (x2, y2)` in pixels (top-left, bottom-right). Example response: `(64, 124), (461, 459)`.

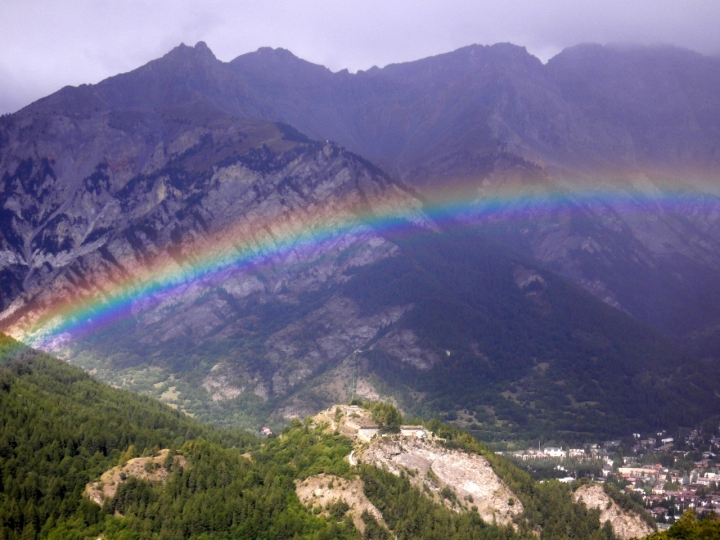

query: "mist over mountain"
(1, 40), (720, 440)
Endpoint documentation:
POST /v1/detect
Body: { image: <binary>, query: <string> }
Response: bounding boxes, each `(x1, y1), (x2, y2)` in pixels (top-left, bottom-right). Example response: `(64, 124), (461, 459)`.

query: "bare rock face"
(0, 118), (424, 342)
(0, 103), (439, 424)
(360, 435), (522, 526)
(264, 296), (412, 395)
(85, 449), (186, 508)
(202, 363), (245, 402)
(374, 328), (438, 370)
(573, 484), (655, 539)
(295, 474), (386, 534)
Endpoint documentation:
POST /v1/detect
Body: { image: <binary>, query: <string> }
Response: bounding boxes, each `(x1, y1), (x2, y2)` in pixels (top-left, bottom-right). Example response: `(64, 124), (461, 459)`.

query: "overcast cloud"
(1, 0), (719, 114)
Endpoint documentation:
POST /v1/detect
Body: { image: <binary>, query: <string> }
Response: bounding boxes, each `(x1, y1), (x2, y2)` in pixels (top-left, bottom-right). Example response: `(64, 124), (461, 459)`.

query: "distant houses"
(618, 466), (660, 480)
(503, 427), (720, 528)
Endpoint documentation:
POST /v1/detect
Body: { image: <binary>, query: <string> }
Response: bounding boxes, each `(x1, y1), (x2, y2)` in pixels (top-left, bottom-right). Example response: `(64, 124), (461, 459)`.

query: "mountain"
(14, 41), (720, 183)
(13, 39), (720, 353)
(1, 334), (651, 540)
(1, 41), (720, 440)
(227, 42), (720, 355)
(228, 42), (720, 181)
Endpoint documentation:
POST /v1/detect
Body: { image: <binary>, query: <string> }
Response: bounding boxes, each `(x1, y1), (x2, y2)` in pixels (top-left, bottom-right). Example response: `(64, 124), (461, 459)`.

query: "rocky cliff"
(574, 483), (655, 539)
(361, 435), (523, 526)
(313, 405), (523, 527)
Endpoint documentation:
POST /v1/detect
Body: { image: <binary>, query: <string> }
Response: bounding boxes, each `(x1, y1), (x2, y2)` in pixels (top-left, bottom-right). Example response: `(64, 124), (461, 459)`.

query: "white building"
(544, 447), (565, 458)
(400, 426), (429, 438)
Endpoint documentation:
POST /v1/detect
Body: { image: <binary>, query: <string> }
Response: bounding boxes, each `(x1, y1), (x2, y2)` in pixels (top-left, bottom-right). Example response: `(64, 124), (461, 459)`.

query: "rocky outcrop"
(85, 449), (186, 506)
(310, 405), (522, 527)
(295, 474), (386, 534)
(360, 435), (522, 526)
(573, 484), (655, 539)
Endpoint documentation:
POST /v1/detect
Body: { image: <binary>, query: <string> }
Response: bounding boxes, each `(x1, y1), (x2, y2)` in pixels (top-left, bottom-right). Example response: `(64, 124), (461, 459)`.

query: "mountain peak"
(194, 41), (216, 58)
(165, 41), (217, 63)
(230, 46), (333, 79)
(235, 46), (308, 66)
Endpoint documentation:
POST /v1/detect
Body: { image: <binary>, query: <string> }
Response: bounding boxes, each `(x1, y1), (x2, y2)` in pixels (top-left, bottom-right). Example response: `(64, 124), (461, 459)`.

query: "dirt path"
(322, 410), (337, 431)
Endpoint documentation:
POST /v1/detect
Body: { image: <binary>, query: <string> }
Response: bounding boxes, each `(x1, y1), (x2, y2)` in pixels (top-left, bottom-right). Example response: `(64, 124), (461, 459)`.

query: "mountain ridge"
(3, 40), (720, 439)
(16, 40), (720, 178)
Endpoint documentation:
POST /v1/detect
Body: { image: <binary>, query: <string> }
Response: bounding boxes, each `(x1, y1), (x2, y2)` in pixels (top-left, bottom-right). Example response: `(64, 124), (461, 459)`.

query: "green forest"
(2, 332), (705, 540)
(646, 511), (720, 539)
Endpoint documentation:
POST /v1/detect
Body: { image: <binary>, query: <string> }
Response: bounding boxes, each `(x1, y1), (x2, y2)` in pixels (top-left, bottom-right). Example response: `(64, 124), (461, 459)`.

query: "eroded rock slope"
(315, 405), (522, 527)
(574, 484), (655, 539)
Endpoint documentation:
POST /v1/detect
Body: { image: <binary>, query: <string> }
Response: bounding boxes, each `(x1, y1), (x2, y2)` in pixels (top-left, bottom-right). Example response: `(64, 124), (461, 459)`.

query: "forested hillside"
(0, 334), (634, 539)
(0, 333), (254, 539)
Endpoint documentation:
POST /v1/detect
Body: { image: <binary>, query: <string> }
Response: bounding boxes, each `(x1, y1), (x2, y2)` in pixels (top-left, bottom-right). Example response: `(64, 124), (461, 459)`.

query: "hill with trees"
(0, 333), (649, 539)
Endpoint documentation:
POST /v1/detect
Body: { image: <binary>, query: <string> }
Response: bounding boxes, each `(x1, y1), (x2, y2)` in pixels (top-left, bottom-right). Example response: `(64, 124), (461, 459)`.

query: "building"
(618, 467), (660, 479)
(400, 426), (429, 438)
(544, 447), (565, 458)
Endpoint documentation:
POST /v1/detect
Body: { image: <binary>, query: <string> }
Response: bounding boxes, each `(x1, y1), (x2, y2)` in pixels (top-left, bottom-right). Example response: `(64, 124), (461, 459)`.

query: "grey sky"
(1, 0), (719, 115)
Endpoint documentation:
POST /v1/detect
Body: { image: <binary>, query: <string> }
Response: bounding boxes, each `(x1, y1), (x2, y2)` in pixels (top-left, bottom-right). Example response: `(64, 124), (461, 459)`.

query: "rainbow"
(4, 177), (720, 348)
